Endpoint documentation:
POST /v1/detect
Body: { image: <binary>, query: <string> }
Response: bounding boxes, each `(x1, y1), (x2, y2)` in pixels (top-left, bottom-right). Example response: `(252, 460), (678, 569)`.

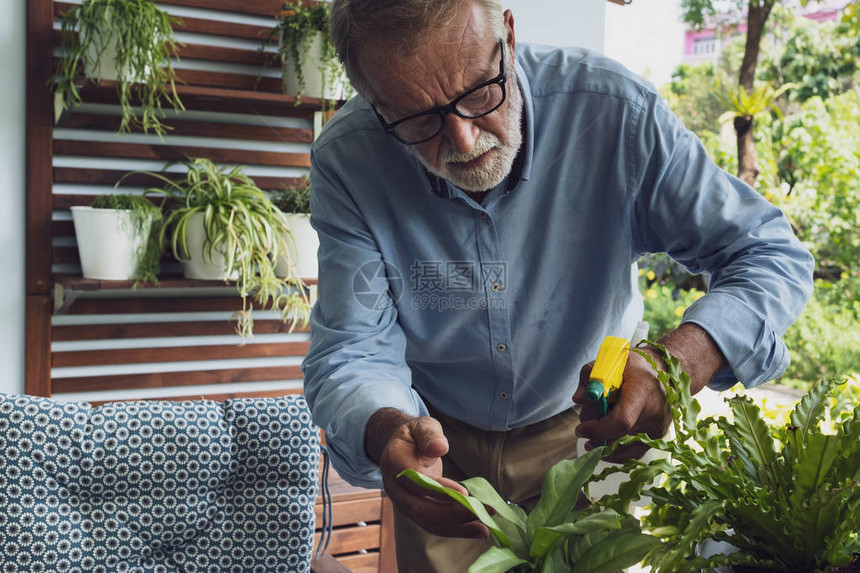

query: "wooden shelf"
(53, 273), (318, 314)
(55, 273), (318, 291)
(67, 80), (344, 119)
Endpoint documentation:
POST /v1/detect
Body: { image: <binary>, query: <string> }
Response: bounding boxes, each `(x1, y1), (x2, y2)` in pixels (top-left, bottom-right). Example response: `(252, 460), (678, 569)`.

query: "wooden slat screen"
(38, 0), (330, 404)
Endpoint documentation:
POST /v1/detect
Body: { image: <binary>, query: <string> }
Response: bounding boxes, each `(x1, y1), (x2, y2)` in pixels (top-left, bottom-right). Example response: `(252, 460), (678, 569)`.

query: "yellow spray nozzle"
(585, 336), (630, 418)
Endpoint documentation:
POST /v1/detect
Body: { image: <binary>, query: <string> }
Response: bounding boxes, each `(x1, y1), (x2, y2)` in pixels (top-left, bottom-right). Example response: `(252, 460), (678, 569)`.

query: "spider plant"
(56, 0), (184, 136)
(142, 158), (311, 336)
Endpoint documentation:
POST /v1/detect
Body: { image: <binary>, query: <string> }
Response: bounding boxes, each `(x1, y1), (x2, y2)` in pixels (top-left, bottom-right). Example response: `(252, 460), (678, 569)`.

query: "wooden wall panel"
(39, 0), (323, 402)
(52, 366), (304, 394)
(54, 169), (305, 191)
(53, 140), (310, 168)
(53, 320), (309, 341)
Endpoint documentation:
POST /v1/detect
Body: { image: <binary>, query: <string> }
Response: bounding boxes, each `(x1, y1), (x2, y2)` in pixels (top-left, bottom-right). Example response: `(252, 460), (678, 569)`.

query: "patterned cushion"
(0, 394), (320, 573)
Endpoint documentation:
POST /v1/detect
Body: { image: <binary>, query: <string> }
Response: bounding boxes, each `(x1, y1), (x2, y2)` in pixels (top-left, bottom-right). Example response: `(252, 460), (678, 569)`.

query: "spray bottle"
(585, 321), (649, 419)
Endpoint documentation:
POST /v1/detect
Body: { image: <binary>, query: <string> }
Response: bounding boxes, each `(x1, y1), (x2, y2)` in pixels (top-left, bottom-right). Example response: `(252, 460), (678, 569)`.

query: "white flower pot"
(281, 31), (347, 101)
(180, 212), (231, 280)
(81, 10), (132, 83)
(276, 213), (318, 280)
(71, 206), (151, 281)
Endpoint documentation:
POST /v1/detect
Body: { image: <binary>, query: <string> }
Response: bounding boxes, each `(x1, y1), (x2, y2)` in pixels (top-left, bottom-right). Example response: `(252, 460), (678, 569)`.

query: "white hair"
(330, 0), (506, 97)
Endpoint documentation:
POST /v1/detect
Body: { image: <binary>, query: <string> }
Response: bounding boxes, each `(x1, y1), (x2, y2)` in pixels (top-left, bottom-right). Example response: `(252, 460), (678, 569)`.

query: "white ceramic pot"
(71, 206), (151, 281)
(85, 37), (122, 82)
(180, 212), (230, 280)
(281, 31), (346, 101)
(275, 213), (319, 280)
(81, 11), (128, 83)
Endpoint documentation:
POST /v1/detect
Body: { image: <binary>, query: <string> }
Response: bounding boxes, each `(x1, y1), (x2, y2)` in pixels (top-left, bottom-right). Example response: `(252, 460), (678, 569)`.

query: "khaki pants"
(393, 404), (581, 573)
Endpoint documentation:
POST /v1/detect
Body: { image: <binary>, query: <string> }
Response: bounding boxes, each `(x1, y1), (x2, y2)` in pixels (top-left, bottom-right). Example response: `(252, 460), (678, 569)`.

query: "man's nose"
(442, 114), (479, 154)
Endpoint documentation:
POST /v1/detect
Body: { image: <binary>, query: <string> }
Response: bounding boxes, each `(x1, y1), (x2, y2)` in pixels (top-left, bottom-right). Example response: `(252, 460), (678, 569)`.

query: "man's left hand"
(572, 323), (727, 463)
(572, 347), (670, 462)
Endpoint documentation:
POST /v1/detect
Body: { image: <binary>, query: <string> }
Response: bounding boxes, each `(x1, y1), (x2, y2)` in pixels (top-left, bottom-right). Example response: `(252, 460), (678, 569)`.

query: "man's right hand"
(367, 408), (490, 539)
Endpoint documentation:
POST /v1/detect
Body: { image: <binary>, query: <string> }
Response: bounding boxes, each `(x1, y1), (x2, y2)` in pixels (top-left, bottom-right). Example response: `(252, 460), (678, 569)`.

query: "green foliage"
(271, 1), (348, 109)
(270, 177), (311, 214)
(637, 262), (705, 341)
(781, 276), (860, 386)
(716, 81), (795, 123)
(141, 158), (311, 336)
(760, 90), (860, 274)
(759, 16), (860, 103)
(844, 1), (860, 34)
(594, 343), (860, 573)
(57, 0), (184, 136)
(680, 0), (750, 30)
(398, 447), (659, 573)
(661, 63), (731, 134)
(90, 193), (163, 283)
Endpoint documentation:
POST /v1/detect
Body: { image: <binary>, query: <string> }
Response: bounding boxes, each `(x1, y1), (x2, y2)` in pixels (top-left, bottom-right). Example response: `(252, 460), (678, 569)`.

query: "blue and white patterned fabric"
(0, 394), (321, 573)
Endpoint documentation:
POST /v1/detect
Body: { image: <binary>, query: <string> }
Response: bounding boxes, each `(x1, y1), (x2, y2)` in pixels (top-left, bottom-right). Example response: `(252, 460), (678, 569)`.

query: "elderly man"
(302, 0), (814, 570)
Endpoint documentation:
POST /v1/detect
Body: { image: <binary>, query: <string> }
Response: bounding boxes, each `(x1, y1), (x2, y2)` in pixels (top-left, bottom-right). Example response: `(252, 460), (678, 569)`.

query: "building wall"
(0, 1), (26, 395)
(504, 0), (606, 52)
(604, 0), (686, 87)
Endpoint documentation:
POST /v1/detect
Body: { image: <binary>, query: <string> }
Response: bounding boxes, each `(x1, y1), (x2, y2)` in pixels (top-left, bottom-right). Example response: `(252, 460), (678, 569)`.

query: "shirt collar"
(511, 55), (535, 186)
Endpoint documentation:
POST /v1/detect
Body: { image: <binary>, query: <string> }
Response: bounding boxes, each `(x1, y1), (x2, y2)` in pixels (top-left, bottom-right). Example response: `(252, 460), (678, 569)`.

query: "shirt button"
(496, 343), (507, 352)
(490, 282), (502, 292)
(479, 212), (488, 219)
(500, 392), (509, 400)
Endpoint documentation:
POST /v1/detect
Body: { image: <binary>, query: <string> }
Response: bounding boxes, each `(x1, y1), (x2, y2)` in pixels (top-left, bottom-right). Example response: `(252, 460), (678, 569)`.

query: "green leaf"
(467, 546), (530, 573)
(726, 395), (778, 488)
(464, 477), (529, 556)
(529, 511), (621, 560)
(730, 500), (799, 561)
(572, 531), (661, 573)
(464, 477), (526, 527)
(791, 433), (841, 506)
(834, 403), (860, 483)
(526, 447), (604, 538)
(795, 486), (856, 564)
(787, 378), (833, 460)
(397, 469), (510, 547)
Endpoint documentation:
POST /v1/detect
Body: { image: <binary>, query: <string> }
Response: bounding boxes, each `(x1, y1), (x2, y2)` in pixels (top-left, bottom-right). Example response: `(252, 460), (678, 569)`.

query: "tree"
(759, 15), (860, 104)
(680, 0), (819, 187)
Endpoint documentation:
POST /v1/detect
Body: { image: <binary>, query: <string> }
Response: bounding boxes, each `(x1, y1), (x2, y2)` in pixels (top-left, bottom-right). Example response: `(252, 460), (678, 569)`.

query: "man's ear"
(503, 9), (515, 53)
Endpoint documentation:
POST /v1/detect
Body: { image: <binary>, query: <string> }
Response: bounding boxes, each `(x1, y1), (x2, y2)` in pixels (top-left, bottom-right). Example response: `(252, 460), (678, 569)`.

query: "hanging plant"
(269, 1), (351, 110)
(56, 0), (185, 136)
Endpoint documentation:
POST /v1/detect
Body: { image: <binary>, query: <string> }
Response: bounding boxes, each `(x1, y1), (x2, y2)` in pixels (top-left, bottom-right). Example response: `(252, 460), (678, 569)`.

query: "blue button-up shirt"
(302, 44), (814, 488)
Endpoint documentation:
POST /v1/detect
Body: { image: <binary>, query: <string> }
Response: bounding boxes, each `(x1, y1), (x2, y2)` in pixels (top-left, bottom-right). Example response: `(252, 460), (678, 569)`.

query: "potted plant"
(399, 446), (660, 573)
(56, 0), (184, 136)
(403, 345), (860, 573)
(71, 193), (163, 283)
(593, 344), (860, 573)
(272, 1), (351, 108)
(143, 158), (311, 336)
(271, 176), (319, 280)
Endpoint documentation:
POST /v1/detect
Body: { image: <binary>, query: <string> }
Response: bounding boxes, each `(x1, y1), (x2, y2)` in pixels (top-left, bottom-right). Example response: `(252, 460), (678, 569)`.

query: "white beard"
(411, 73), (524, 192)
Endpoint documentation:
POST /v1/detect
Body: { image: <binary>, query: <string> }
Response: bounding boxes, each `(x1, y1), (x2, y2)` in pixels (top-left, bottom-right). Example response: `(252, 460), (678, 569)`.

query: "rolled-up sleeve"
(301, 148), (427, 489)
(630, 94), (814, 390)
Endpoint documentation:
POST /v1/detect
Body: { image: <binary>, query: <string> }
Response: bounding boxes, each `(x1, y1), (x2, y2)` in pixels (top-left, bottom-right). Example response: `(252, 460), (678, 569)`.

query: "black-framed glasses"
(372, 40), (508, 145)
